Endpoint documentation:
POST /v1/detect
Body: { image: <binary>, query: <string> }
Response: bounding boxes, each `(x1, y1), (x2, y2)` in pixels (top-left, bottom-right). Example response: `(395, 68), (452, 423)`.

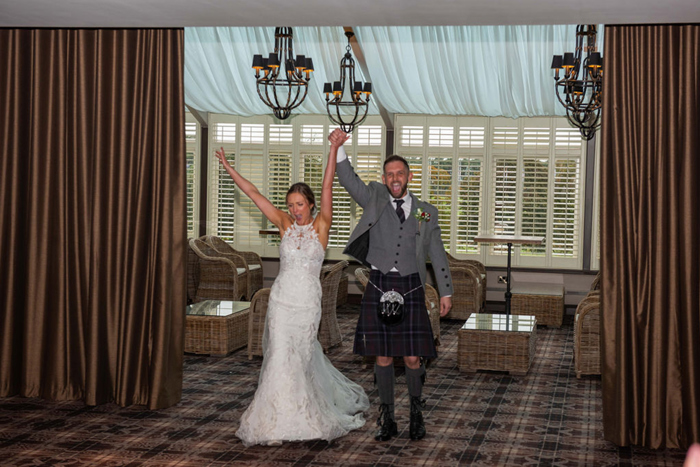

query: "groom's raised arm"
(330, 130), (373, 208)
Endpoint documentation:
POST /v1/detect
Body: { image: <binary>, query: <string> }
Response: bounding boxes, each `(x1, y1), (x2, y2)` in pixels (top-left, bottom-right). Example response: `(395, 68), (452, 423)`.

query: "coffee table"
(458, 313), (537, 375)
(185, 300), (250, 356)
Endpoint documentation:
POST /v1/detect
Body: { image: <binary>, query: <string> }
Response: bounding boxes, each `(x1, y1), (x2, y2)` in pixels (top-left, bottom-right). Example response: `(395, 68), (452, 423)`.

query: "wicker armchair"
(590, 271), (601, 291)
(447, 253), (486, 308)
(354, 267), (441, 346)
(247, 288), (271, 359)
(189, 238), (245, 303)
(443, 264), (482, 321)
(318, 261), (348, 352)
(187, 238), (200, 305)
(574, 290), (601, 378)
(200, 235), (262, 300)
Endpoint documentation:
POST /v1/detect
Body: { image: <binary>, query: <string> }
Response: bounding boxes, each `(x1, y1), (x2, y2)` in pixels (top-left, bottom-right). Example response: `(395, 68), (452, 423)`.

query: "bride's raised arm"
(215, 147), (290, 231)
(319, 130), (350, 233)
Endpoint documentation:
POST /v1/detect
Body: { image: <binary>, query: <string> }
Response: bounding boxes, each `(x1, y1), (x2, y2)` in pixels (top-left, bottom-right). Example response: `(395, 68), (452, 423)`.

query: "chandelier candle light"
(323, 31), (372, 133)
(252, 27), (314, 120)
(551, 25), (604, 140)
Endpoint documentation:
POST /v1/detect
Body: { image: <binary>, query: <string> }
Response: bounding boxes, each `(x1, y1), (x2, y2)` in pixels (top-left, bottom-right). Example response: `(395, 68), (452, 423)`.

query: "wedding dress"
(236, 222), (369, 446)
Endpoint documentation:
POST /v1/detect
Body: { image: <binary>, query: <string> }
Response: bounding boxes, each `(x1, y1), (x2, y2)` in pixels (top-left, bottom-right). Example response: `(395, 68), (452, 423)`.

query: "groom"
(329, 129), (452, 441)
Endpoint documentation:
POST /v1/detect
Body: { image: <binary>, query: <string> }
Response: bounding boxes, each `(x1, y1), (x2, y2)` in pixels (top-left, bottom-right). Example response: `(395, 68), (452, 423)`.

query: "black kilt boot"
(375, 403), (398, 441)
(374, 363), (397, 441)
(409, 396), (426, 440)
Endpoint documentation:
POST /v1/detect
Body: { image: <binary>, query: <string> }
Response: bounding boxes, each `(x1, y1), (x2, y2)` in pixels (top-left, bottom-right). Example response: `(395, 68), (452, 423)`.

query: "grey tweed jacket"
(337, 158), (453, 298)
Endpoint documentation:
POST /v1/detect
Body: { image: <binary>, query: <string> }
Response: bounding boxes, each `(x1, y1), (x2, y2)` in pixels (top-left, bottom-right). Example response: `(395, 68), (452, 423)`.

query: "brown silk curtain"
(0, 29), (186, 409)
(600, 24), (700, 449)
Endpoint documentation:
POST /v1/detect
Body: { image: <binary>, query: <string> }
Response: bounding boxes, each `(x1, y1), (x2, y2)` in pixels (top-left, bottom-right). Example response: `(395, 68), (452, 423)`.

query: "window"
(185, 113), (200, 239)
(206, 114), (385, 258)
(395, 115), (586, 269)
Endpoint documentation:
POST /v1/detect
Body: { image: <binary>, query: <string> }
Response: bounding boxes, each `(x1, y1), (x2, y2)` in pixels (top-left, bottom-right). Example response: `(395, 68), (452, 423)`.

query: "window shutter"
(185, 119), (198, 239)
(267, 153), (293, 246)
(404, 155), (424, 199)
(455, 157), (483, 254)
(520, 158), (549, 256)
(400, 125), (424, 147)
(490, 158), (518, 255)
(210, 121), (237, 241)
(428, 156), (453, 250)
(235, 150), (265, 250)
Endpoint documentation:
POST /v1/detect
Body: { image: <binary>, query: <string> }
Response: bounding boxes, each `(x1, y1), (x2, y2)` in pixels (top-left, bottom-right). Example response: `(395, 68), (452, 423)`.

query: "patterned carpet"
(0, 304), (688, 466)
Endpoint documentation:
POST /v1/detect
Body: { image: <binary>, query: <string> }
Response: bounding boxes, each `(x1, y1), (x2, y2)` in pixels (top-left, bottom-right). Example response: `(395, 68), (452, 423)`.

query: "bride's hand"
(328, 129), (350, 150)
(215, 147), (232, 169)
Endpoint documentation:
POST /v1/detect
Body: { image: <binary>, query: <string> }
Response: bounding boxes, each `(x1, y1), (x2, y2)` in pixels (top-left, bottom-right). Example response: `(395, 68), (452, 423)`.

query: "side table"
(185, 300), (250, 356)
(458, 313), (537, 375)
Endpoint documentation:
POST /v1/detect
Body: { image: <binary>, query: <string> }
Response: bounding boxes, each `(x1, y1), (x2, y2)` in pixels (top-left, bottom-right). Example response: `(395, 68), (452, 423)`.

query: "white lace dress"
(236, 222), (369, 446)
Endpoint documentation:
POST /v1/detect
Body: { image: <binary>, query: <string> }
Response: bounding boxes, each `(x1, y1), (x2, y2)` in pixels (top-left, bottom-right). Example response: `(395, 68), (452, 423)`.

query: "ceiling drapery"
(185, 25), (603, 118)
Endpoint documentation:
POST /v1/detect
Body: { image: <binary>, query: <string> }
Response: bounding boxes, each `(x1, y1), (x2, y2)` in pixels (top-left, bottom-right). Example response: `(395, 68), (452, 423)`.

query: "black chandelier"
(323, 31), (372, 133)
(252, 27), (314, 120)
(551, 25), (604, 140)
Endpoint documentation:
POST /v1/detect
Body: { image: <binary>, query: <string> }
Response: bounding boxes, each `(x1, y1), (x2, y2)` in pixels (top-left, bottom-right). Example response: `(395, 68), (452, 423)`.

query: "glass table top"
(461, 313), (536, 332)
(186, 300), (250, 317)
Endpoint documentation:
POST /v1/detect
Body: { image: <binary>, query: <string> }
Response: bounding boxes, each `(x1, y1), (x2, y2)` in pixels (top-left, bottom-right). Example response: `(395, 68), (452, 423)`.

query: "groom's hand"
(439, 296), (452, 317)
(328, 128), (350, 149)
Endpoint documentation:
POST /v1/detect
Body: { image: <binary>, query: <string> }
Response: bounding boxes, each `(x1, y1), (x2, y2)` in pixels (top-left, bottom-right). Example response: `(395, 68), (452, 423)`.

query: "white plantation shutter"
(428, 126), (454, 148)
(329, 177), (353, 249)
(209, 120), (237, 241)
(404, 155), (423, 198)
(269, 124), (293, 145)
(552, 159), (580, 258)
(299, 152), (325, 244)
(301, 124), (325, 145)
(212, 161), (236, 241)
(235, 150), (265, 250)
(185, 117), (199, 239)
(455, 120), (486, 254)
(520, 158), (549, 256)
(240, 123), (265, 144)
(268, 153), (293, 210)
(396, 115), (585, 269)
(455, 157), (482, 254)
(401, 126), (424, 147)
(490, 158), (518, 255)
(299, 153), (324, 198)
(356, 125), (383, 146)
(428, 156), (453, 250)
(267, 153), (293, 247)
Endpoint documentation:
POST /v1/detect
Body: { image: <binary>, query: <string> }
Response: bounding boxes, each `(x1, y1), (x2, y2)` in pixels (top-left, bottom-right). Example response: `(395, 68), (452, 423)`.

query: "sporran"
(369, 280), (422, 327)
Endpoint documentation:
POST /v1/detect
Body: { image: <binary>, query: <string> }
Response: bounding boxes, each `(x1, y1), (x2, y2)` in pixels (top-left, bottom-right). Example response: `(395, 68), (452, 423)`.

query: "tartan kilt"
(353, 270), (436, 358)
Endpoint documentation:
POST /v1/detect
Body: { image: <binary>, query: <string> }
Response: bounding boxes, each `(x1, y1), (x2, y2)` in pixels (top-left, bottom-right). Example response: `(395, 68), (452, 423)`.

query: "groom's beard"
(385, 182), (408, 199)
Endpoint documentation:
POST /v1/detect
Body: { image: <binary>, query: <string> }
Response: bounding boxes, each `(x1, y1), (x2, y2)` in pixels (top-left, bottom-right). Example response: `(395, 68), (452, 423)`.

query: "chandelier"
(551, 25), (604, 140)
(252, 27), (314, 120)
(323, 31), (372, 133)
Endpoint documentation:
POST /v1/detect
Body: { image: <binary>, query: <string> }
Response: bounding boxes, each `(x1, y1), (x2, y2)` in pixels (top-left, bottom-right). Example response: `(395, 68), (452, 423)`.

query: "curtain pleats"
(600, 24), (700, 449)
(0, 28), (186, 409)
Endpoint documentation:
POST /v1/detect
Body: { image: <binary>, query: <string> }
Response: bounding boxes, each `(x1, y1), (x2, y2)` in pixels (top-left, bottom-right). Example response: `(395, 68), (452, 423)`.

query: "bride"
(215, 138), (369, 447)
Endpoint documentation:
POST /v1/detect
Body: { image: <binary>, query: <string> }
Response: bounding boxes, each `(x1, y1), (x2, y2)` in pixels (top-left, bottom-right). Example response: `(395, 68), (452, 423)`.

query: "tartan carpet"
(0, 305), (688, 466)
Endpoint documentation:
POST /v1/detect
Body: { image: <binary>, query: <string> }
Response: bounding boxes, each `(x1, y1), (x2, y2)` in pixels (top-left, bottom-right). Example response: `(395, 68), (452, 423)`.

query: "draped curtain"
(600, 24), (700, 449)
(185, 25), (597, 118)
(0, 28), (186, 409)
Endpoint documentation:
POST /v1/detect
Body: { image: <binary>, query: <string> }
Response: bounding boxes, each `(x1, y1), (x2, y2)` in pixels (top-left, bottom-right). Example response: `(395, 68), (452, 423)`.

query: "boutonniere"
(414, 208), (431, 223)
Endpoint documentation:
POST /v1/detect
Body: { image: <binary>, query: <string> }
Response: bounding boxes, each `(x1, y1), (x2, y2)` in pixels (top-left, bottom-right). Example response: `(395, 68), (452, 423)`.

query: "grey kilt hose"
(353, 270), (436, 358)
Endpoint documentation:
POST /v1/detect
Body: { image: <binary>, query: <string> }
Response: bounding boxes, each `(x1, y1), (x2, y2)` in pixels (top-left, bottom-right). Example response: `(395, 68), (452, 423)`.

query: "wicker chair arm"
(236, 250), (263, 268)
(218, 251), (248, 271)
(449, 266), (481, 301)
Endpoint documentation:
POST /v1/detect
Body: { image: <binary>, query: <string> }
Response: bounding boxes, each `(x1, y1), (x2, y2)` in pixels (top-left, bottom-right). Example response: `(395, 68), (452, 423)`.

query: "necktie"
(394, 199), (406, 223)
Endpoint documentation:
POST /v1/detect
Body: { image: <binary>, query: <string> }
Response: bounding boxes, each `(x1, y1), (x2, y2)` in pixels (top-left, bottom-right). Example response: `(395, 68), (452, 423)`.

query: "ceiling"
(1, 0), (699, 28)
